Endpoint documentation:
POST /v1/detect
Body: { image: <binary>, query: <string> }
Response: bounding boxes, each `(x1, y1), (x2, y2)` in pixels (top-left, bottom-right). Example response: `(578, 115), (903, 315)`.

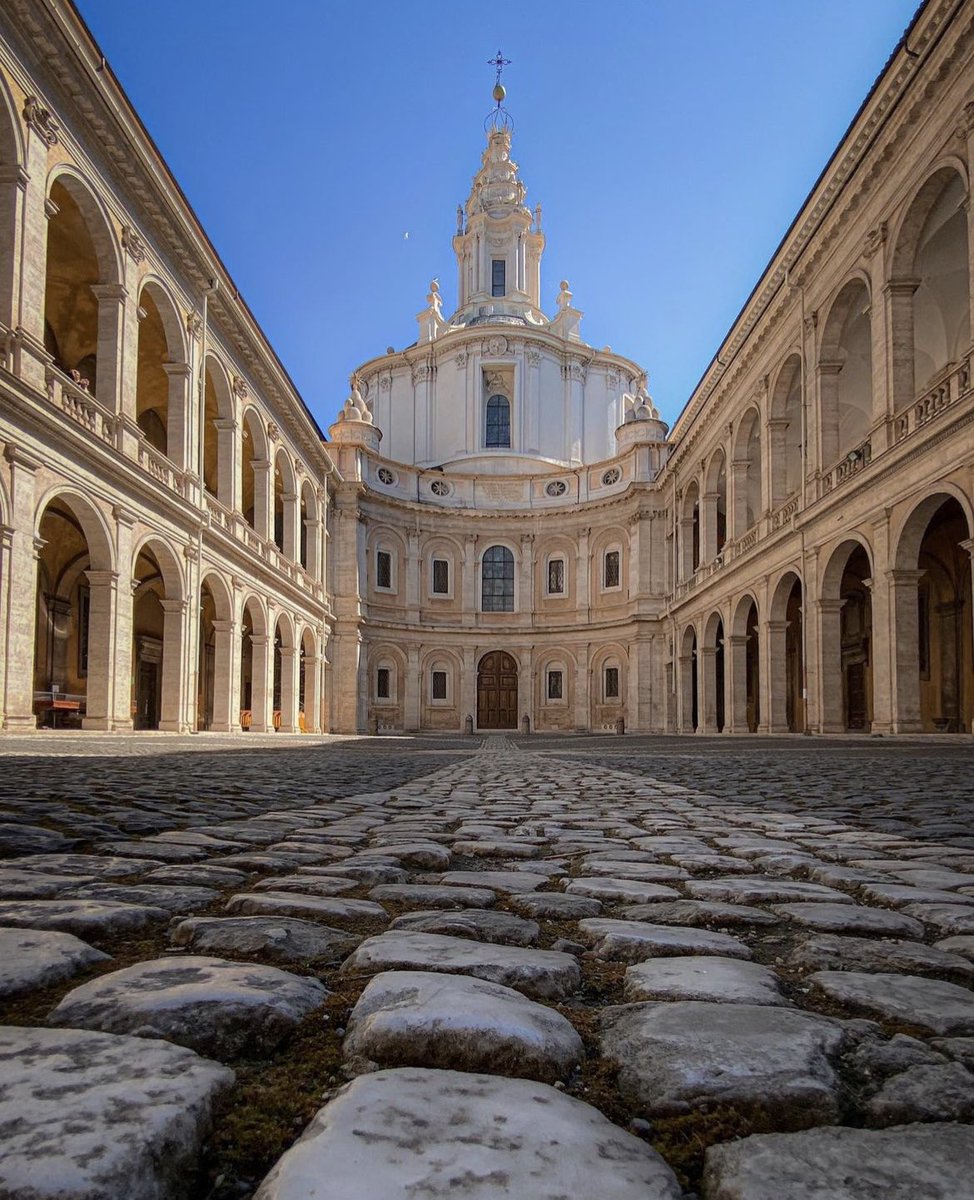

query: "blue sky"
(76, 0), (920, 431)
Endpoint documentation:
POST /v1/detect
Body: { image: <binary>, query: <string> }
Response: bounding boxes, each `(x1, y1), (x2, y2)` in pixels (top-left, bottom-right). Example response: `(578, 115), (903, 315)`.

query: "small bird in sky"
(403, 231), (409, 240)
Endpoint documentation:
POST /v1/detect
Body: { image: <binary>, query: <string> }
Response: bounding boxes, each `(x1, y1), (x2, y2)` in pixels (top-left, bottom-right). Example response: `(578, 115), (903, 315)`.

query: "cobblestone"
(0, 731), (972, 1196)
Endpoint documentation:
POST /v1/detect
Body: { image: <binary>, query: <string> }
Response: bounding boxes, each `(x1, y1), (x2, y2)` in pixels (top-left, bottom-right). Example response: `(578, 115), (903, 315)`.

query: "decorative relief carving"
(379, 375), (392, 391)
(525, 347), (541, 365)
(412, 363), (432, 385)
(607, 372), (620, 389)
(121, 225), (147, 263)
(962, 100), (974, 134)
(429, 479), (452, 497)
(186, 311), (202, 339)
(544, 479), (568, 497)
(486, 335), (509, 356)
(232, 375), (249, 399)
(23, 96), (59, 145)
(601, 467), (622, 486)
(563, 361), (587, 383)
(863, 221), (887, 258)
(266, 421), (279, 442)
(455, 350), (468, 368)
(376, 467), (396, 486)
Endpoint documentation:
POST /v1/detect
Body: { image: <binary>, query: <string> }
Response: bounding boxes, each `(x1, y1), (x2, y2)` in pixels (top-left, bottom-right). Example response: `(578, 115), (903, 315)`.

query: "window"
(547, 557), (565, 595)
(482, 545), (515, 612)
(604, 666), (620, 700)
(491, 258), (506, 297)
(604, 549), (621, 589)
(431, 670), (447, 701)
(547, 670), (563, 700)
(376, 549), (392, 590)
(432, 558), (450, 595)
(485, 394), (511, 448)
(376, 668), (390, 700)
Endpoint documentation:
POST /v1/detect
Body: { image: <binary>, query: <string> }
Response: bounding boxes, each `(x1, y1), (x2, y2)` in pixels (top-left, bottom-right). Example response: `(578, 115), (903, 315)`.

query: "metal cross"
(488, 50), (511, 86)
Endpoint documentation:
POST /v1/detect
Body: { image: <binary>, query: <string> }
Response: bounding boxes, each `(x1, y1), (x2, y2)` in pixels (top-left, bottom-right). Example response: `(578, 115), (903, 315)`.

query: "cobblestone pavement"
(1, 733), (973, 1199)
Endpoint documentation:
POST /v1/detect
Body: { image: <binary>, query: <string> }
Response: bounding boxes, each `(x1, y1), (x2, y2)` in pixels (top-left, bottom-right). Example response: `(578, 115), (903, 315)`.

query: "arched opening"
(891, 168), (971, 409)
(485, 394), (511, 448)
(703, 613), (725, 733)
(730, 596), (760, 732)
(681, 482), (700, 578)
(703, 450), (727, 561)
(33, 503), (92, 727)
(131, 540), (184, 732)
(769, 571), (804, 733)
(893, 495), (973, 732)
(820, 280), (872, 468)
(202, 360), (235, 504)
(732, 409), (762, 536)
(273, 450), (297, 558)
(44, 177), (117, 400)
(770, 355), (803, 506)
(680, 626), (698, 733)
(239, 597), (268, 731)
(299, 627), (319, 732)
(821, 541), (873, 732)
(482, 545), (515, 612)
(300, 481), (317, 573)
(135, 285), (186, 465)
(477, 651), (518, 729)
(197, 573), (233, 732)
(241, 410), (268, 536)
(0, 83), (23, 328)
(273, 615), (297, 731)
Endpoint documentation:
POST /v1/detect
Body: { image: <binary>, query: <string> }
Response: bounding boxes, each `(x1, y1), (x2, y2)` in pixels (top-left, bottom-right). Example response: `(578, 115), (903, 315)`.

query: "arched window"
(482, 545), (515, 611)
(485, 395), (511, 448)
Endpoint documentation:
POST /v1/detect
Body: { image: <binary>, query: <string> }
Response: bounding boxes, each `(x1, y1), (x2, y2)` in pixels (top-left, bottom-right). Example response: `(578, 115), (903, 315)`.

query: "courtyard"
(0, 732), (972, 1197)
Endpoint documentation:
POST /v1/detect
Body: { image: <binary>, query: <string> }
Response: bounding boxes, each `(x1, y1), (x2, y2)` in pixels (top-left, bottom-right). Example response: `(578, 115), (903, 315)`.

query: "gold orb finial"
(493, 82), (506, 103)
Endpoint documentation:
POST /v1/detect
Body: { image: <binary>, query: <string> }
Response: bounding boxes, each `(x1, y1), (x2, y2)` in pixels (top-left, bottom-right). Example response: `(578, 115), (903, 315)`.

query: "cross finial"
(488, 50), (511, 88)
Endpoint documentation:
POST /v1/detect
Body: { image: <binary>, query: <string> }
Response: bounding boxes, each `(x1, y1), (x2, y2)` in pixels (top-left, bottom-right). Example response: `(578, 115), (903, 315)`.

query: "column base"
(2, 714), (38, 731)
(81, 717), (113, 731)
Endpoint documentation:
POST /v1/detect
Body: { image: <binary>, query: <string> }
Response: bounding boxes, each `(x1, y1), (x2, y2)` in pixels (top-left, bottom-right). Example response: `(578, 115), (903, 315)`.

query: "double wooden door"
(477, 651), (518, 729)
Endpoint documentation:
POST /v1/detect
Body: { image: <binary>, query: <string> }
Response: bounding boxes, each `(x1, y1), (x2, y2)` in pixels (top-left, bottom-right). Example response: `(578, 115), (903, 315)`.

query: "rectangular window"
(432, 558), (450, 595)
(547, 558), (565, 595)
(547, 670), (563, 700)
(604, 666), (620, 700)
(376, 549), (392, 590)
(604, 549), (620, 589)
(376, 668), (390, 700)
(432, 670), (447, 700)
(491, 259), (506, 297)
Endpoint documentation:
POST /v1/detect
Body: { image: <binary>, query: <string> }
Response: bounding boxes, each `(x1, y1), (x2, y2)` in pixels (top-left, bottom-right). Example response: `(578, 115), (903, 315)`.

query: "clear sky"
(75, 0), (921, 432)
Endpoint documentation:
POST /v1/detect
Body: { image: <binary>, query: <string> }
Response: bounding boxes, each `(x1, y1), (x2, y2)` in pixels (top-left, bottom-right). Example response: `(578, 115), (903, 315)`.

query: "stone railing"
(770, 490), (801, 530)
(892, 353), (972, 446)
(45, 369), (116, 445)
(821, 439), (871, 495)
(137, 440), (186, 496)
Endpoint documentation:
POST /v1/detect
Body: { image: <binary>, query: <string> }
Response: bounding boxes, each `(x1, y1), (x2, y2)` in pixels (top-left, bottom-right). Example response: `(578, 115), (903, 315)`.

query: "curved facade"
(1, 0), (973, 737)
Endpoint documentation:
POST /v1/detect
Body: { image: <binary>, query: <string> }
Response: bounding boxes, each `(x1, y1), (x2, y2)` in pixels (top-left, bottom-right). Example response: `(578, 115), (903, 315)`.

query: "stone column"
(214, 418), (238, 509)
(888, 568), (924, 733)
(885, 280), (919, 416)
(16, 132), (52, 392)
(405, 531), (420, 621)
(281, 492), (298, 561)
(404, 644), (420, 732)
(461, 645), (476, 731)
(815, 598), (846, 733)
(963, 539), (974, 733)
(81, 569), (118, 731)
(766, 619), (790, 732)
(574, 643), (590, 732)
(576, 527), (590, 621)
(727, 634), (749, 733)
(700, 492), (719, 563)
(110, 508), (136, 731)
(1, 447), (40, 728)
(278, 645), (298, 732)
(162, 362), (193, 471)
(767, 419), (789, 507)
(679, 516), (695, 580)
(249, 633), (270, 732)
(678, 652), (695, 732)
(210, 618), (235, 732)
(518, 645), (533, 729)
(729, 460), (749, 539)
(302, 651), (322, 733)
(864, 570), (891, 735)
(158, 597), (188, 731)
(251, 458), (271, 541)
(462, 536), (476, 624)
(90, 284), (128, 417)
(519, 534), (534, 615)
(699, 645), (717, 733)
(0, 164), (27, 333)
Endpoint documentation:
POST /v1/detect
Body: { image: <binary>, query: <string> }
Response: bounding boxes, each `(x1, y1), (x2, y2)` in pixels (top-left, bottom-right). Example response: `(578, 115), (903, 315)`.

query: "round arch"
(34, 486), (114, 571)
(769, 568), (805, 733)
(46, 166), (123, 285)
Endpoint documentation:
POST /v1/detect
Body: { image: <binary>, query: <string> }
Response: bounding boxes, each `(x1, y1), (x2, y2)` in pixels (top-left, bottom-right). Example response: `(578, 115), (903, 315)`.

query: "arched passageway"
(240, 598), (269, 731)
(730, 597), (760, 732)
(680, 627), (698, 733)
(131, 541), (184, 731)
(821, 541), (873, 731)
(477, 651), (518, 729)
(197, 574), (234, 732)
(769, 572), (804, 732)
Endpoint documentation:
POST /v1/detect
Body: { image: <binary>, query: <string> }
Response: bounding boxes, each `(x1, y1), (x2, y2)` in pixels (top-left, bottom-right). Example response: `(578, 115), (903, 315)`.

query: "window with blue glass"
(485, 394), (511, 448)
(482, 545), (515, 612)
(491, 258), (506, 297)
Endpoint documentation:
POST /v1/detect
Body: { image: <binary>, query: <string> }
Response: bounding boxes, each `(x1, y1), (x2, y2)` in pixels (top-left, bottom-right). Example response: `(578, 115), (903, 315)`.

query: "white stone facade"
(1, 0), (972, 737)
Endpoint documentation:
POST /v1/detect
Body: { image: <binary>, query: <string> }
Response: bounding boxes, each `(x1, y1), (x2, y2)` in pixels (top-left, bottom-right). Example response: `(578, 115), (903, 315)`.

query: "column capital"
(162, 361), (193, 380)
(886, 568), (925, 586)
(4, 443), (42, 472)
(160, 598), (188, 615)
(211, 619), (236, 634)
(90, 283), (128, 305)
(112, 505), (138, 528)
(84, 569), (119, 588)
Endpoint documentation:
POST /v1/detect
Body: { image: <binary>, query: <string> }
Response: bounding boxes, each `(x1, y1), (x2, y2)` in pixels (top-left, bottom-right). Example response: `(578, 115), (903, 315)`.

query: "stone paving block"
(368, 883), (496, 908)
(64, 882), (219, 914)
(389, 908), (540, 945)
(509, 891), (603, 918)
(340, 931), (580, 999)
(618, 899), (776, 927)
(225, 891), (387, 926)
(0, 1025), (234, 1200)
(770, 902), (925, 937)
(0, 899), (170, 938)
(809, 970), (974, 1036)
(901, 902), (974, 935)
(0, 867), (97, 899)
(566, 877), (683, 903)
(0, 927), (109, 997)
(251, 875), (358, 896)
(601, 1001), (848, 1125)
(578, 918), (752, 961)
(253, 1068), (682, 1200)
(702, 1122), (974, 1200)
(791, 933), (974, 983)
(49, 954), (327, 1058)
(343, 970), (582, 1081)
(686, 876), (853, 905)
(438, 869), (549, 893)
(864, 1062), (974, 1126)
(623, 956), (787, 1005)
(171, 915), (360, 963)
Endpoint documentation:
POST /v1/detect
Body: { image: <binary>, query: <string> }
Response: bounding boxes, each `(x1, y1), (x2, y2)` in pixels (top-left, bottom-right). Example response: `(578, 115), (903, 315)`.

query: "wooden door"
(846, 661), (867, 730)
(477, 651), (518, 729)
(135, 661), (159, 730)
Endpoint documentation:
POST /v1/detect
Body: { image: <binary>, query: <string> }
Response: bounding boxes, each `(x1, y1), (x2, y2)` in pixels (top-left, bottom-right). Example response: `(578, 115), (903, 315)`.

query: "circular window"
(545, 480), (568, 497)
(602, 467), (622, 486)
(430, 479), (452, 497)
(376, 467), (396, 485)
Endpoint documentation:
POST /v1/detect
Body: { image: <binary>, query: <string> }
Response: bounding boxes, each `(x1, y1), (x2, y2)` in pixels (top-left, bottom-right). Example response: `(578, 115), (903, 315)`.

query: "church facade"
(0, 0), (972, 737)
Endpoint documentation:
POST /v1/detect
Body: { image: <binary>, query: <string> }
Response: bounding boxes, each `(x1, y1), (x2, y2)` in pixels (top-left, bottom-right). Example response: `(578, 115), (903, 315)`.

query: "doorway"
(477, 651), (518, 729)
